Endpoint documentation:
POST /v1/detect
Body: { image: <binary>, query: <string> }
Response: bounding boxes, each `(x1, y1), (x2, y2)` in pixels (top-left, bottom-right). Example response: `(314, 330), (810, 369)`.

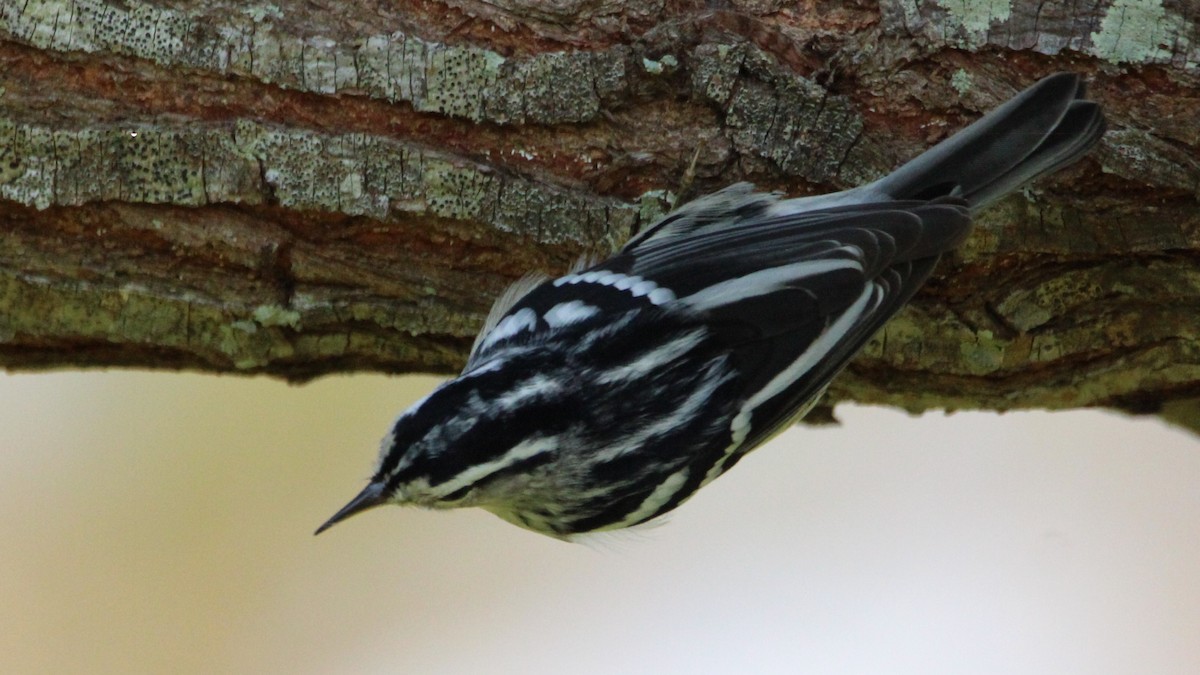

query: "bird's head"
(314, 362), (565, 535)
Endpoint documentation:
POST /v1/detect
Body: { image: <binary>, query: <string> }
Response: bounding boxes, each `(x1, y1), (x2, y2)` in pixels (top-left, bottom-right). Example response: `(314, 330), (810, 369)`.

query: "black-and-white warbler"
(317, 73), (1104, 540)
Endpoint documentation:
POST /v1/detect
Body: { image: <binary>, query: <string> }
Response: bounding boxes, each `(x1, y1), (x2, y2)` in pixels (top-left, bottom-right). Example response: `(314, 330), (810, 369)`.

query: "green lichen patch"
(485, 50), (622, 124)
(692, 44), (864, 185)
(252, 304), (301, 329)
(689, 43), (746, 106)
(0, 116), (635, 247)
(0, 121), (213, 210)
(950, 69), (974, 96)
(1089, 0), (1192, 66)
(0, 0), (193, 65)
(879, 0), (1195, 73)
(0, 0), (633, 124)
(939, 0), (1013, 45)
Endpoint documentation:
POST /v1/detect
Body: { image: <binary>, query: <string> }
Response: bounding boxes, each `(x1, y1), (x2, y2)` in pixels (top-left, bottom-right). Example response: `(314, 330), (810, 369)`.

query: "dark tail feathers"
(872, 72), (1106, 211)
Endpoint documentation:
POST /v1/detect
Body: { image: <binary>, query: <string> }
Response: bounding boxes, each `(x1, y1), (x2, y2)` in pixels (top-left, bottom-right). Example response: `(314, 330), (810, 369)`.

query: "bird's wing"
(468, 189), (970, 430)
(614, 193), (972, 450)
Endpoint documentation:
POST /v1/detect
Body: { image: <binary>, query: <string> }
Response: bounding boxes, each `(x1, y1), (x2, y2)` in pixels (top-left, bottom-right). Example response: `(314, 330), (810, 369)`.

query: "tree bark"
(1, 1), (1198, 429)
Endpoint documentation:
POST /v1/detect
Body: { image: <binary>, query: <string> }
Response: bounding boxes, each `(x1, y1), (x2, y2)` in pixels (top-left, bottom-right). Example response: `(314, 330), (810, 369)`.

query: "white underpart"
(708, 282), (880, 486)
(593, 358), (730, 462)
(553, 271), (676, 306)
(602, 468), (691, 531)
(594, 329), (706, 385)
(478, 307), (537, 351)
(680, 255), (862, 311)
(543, 300), (600, 328)
(432, 436), (559, 499)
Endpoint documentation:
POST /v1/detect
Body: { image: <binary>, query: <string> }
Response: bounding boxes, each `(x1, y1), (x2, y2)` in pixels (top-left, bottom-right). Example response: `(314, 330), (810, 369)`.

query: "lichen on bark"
(0, 0), (1198, 433)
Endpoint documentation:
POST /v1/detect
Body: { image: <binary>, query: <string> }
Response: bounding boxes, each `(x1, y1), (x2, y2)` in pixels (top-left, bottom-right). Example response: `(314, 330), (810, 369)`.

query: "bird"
(315, 72), (1105, 540)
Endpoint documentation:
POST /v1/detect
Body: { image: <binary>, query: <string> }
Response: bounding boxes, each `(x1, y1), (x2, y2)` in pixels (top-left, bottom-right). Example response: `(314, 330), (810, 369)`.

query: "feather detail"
(469, 272), (549, 364)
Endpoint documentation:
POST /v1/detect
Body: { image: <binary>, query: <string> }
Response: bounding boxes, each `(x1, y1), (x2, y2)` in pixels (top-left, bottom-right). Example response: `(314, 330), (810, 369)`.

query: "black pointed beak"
(315, 482), (387, 535)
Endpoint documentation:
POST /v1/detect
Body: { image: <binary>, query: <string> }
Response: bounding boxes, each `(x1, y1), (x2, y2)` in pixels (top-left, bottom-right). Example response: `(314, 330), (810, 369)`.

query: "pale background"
(1, 370), (1197, 674)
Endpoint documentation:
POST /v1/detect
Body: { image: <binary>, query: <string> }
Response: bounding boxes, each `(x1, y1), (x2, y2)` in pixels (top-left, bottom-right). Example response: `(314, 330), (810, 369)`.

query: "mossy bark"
(1, 1), (1198, 430)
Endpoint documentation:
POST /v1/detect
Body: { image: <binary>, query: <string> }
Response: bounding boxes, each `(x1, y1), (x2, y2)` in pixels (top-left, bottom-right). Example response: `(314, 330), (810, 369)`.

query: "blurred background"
(0, 370), (1197, 674)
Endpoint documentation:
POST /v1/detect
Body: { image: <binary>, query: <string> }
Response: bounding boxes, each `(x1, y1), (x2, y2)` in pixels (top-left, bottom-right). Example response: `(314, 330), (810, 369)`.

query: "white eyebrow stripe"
(431, 436), (559, 499)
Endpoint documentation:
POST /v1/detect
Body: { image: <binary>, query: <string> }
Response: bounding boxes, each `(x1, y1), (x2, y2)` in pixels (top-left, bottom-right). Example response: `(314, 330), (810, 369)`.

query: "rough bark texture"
(1, 0), (1198, 430)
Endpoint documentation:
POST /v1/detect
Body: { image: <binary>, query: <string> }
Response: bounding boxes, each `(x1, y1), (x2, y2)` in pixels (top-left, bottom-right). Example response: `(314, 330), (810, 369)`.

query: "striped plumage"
(317, 73), (1105, 539)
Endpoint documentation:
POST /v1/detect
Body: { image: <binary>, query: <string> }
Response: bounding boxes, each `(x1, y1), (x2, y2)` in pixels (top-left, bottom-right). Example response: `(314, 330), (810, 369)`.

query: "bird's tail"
(870, 72), (1106, 211)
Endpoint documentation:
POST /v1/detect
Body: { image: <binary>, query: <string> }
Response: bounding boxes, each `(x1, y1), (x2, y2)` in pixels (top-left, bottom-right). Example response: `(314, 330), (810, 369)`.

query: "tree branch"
(1, 0), (1198, 430)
